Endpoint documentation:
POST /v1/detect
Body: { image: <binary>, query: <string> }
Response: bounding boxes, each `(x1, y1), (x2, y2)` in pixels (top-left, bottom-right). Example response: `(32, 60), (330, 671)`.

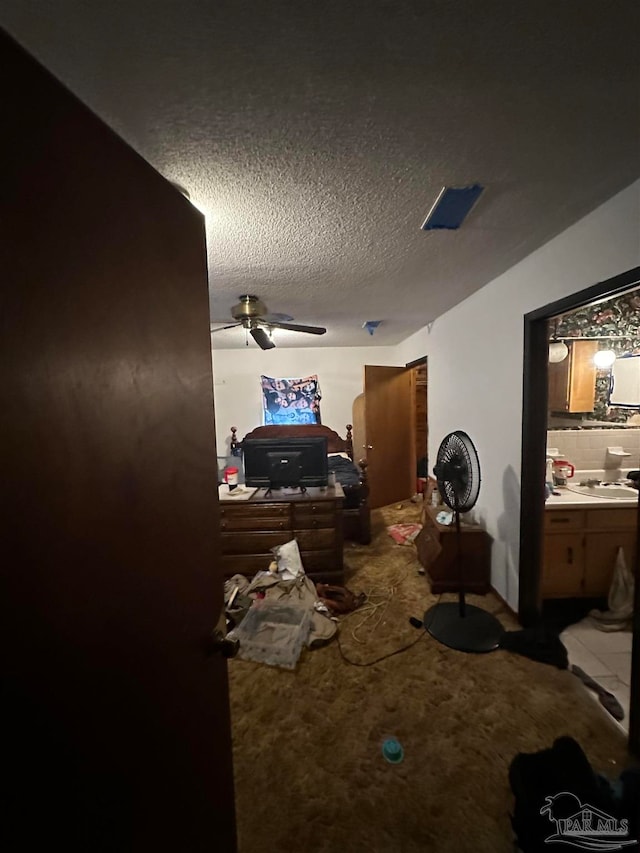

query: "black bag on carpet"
(509, 736), (638, 853)
(499, 626), (568, 669)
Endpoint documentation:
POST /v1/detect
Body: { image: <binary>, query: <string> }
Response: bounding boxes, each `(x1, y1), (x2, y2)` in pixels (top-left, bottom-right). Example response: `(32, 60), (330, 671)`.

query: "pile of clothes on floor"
(224, 539), (365, 668)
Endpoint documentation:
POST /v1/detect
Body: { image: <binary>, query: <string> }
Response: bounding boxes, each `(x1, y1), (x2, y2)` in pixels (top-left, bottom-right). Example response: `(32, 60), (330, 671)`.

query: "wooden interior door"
(363, 366), (414, 509)
(1, 32), (236, 851)
(351, 392), (366, 464)
(411, 360), (428, 477)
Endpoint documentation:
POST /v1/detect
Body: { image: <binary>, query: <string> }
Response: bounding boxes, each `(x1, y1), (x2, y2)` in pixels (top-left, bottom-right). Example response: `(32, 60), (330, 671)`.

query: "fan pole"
(454, 501), (466, 618)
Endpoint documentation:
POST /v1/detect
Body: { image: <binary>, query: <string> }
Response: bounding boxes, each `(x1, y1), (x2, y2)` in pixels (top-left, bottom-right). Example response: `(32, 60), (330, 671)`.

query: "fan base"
(424, 602), (502, 653)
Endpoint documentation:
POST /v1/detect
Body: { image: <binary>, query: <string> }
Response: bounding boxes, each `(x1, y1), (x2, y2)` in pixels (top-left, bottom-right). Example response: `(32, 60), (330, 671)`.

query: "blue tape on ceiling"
(421, 184), (484, 230)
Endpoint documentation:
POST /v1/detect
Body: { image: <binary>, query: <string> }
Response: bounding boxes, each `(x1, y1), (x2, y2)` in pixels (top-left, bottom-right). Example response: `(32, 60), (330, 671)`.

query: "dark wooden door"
(0, 32), (236, 851)
(363, 366), (414, 509)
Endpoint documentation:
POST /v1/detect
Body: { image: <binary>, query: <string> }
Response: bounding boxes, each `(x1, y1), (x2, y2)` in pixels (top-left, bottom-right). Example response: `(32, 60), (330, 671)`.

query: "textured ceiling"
(2, 1), (639, 348)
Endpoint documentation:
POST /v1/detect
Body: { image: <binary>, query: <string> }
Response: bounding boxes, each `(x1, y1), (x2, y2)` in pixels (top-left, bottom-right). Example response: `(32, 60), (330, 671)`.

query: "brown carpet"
(228, 502), (629, 853)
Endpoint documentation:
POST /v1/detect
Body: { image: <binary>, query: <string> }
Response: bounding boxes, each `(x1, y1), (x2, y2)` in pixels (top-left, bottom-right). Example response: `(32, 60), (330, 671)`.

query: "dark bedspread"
(328, 456), (361, 488)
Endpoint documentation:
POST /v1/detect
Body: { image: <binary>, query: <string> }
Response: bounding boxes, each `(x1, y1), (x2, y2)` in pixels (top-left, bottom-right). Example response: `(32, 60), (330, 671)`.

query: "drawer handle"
(568, 546), (573, 565)
(551, 518), (570, 524)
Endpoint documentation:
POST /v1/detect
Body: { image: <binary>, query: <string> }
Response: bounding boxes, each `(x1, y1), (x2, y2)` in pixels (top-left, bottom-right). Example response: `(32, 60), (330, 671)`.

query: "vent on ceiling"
(421, 184), (484, 230)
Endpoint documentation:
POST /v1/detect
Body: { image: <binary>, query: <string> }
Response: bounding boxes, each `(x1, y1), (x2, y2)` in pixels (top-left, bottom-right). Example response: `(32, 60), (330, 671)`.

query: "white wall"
(400, 180), (640, 610)
(211, 345), (400, 454)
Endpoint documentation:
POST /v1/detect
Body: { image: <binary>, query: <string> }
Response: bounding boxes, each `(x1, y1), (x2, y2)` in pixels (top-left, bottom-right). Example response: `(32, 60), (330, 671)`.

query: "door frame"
(518, 265), (640, 755)
(406, 355), (428, 488)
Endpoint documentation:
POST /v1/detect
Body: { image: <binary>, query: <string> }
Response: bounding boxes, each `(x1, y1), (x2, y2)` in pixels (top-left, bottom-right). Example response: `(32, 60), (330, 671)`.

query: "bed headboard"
(230, 424), (353, 460)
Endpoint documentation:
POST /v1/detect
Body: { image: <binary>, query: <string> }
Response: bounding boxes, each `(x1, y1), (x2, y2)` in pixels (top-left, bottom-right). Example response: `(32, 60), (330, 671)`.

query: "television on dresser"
(242, 435), (328, 489)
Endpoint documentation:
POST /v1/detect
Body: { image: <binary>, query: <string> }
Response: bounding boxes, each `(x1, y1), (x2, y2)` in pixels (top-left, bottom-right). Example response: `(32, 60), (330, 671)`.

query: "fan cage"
(434, 431), (481, 513)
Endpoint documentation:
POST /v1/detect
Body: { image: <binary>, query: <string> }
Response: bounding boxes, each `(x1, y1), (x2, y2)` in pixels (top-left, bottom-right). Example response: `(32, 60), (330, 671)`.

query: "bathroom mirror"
(609, 354), (640, 409)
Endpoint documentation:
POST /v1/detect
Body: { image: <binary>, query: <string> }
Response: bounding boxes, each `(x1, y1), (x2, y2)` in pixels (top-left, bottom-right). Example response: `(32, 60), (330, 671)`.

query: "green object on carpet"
(382, 737), (404, 764)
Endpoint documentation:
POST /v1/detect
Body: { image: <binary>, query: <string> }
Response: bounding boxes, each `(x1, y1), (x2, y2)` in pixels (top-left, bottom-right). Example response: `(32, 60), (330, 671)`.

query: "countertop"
(545, 485), (638, 509)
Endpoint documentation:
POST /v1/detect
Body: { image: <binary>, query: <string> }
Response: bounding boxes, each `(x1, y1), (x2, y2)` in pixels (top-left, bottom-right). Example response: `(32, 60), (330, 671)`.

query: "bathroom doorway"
(518, 265), (640, 756)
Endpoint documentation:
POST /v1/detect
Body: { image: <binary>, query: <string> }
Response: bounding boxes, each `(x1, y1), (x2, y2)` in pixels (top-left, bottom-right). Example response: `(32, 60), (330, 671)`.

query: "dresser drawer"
(219, 503), (289, 520)
(221, 531), (292, 555)
(293, 504), (335, 527)
(293, 514), (336, 530)
(544, 510), (584, 531)
(299, 550), (339, 574)
(221, 515), (289, 532)
(221, 554), (274, 576)
(294, 528), (336, 550)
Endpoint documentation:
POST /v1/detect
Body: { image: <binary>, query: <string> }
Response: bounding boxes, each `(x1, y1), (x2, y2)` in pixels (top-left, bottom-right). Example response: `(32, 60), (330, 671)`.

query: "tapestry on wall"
(555, 290), (640, 423)
(261, 375), (322, 425)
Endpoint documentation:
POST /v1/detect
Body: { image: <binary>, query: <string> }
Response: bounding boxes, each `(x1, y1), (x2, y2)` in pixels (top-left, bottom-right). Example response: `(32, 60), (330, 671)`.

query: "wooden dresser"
(219, 485), (344, 583)
(416, 505), (491, 594)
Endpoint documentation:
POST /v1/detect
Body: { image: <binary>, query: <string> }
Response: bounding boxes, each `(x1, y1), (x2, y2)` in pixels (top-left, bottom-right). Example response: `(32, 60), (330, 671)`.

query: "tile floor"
(560, 618), (633, 733)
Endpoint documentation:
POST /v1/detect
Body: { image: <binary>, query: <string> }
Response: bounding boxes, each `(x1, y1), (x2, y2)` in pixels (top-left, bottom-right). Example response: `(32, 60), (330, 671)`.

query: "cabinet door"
(548, 356), (571, 412)
(548, 340), (597, 413)
(542, 533), (584, 597)
(583, 531), (637, 597)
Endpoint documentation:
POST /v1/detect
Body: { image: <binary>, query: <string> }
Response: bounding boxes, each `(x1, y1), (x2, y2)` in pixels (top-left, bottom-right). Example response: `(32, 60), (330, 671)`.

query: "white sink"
(568, 484), (638, 500)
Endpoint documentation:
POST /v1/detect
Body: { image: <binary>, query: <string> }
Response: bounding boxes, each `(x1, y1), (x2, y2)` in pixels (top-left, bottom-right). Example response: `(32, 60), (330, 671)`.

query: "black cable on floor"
(335, 593), (444, 667)
(335, 625), (428, 667)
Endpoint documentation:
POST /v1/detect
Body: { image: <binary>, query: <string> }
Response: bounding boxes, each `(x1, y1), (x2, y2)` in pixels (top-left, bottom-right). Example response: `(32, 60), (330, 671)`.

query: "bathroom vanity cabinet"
(542, 506), (637, 599)
(548, 340), (597, 413)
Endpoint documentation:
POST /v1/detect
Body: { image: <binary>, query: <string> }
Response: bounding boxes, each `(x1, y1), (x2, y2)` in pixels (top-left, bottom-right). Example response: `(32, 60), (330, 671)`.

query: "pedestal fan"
(423, 431), (502, 653)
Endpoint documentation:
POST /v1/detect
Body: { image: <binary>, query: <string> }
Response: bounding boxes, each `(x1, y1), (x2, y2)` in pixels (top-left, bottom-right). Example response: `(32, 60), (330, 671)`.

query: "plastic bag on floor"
(589, 546), (634, 631)
(387, 523), (422, 545)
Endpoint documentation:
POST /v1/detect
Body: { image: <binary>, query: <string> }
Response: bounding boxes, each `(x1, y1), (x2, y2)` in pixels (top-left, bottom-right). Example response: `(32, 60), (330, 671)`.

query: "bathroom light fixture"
(548, 341), (569, 363)
(593, 349), (616, 368)
(548, 318), (569, 363)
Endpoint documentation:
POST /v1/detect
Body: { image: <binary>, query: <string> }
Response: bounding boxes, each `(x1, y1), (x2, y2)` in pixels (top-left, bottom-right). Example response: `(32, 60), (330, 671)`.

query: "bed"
(230, 424), (371, 545)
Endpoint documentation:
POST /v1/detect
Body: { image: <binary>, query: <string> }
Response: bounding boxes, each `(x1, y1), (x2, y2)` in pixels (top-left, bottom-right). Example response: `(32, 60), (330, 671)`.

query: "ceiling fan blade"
(250, 327), (276, 350)
(267, 321), (326, 335)
(210, 323), (242, 333)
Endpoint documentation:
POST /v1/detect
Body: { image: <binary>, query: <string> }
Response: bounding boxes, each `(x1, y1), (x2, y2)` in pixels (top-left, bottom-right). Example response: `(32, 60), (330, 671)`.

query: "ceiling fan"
(210, 294), (326, 350)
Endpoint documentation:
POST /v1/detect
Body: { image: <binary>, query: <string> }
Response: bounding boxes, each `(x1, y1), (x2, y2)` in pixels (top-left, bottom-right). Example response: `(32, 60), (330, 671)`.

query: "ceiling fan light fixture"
(210, 294), (325, 348)
(548, 341), (569, 363)
(593, 348), (616, 368)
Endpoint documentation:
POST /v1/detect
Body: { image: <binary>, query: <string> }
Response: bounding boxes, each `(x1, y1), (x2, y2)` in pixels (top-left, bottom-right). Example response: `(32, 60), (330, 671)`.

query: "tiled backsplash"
(547, 428), (640, 471)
